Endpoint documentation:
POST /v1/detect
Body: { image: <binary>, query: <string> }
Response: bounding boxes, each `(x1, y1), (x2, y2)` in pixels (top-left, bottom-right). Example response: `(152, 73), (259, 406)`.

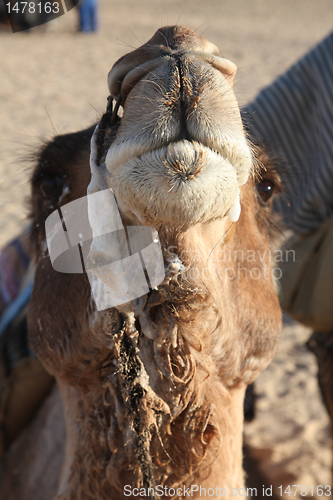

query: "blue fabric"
(0, 281), (33, 337)
(11, 238), (30, 270)
(79, 0), (99, 32)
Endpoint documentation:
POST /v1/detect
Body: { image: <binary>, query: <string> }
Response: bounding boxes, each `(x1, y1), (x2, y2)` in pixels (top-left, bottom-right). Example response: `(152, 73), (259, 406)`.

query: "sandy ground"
(1, 0), (333, 498)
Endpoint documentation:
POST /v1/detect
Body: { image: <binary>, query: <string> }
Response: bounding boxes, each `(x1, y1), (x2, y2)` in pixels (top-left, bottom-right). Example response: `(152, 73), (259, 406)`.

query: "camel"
(0, 26), (282, 499)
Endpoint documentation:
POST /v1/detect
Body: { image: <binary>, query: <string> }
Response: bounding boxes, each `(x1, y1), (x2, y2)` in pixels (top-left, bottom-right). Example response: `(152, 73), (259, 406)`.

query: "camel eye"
(39, 174), (63, 199)
(257, 179), (275, 202)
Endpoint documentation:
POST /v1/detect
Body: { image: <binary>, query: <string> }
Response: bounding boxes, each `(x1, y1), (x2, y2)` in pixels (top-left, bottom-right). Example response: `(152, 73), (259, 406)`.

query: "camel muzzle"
(97, 28), (253, 228)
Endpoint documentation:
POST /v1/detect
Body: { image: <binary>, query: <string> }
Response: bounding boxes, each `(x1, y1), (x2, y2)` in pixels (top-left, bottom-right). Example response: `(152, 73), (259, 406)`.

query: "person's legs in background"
(78, 0), (99, 33)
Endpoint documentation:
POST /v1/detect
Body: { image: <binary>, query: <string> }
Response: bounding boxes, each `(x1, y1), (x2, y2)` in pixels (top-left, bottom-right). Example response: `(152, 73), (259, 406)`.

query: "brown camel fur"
(2, 26), (282, 500)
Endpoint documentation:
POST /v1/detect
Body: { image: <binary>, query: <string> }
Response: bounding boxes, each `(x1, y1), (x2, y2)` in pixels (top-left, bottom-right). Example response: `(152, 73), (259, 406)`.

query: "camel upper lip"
(111, 107), (228, 163)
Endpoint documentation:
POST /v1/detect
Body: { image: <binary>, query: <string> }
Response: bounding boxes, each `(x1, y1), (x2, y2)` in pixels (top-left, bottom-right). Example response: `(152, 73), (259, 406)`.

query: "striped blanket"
(244, 31), (333, 235)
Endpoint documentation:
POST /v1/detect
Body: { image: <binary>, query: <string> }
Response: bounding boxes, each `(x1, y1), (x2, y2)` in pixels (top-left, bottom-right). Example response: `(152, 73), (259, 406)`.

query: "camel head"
(27, 26), (282, 500)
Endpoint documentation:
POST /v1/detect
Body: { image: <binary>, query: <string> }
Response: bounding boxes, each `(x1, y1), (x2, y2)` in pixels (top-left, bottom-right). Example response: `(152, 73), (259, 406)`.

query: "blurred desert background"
(1, 0), (333, 498)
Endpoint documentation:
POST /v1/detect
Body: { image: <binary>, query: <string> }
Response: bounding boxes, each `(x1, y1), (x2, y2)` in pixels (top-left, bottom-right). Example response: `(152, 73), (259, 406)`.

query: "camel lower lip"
(102, 140), (240, 226)
(105, 139), (228, 176)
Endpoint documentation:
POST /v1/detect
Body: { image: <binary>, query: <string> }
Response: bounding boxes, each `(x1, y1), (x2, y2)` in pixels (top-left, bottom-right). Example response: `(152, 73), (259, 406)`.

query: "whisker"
(194, 19), (210, 36)
(115, 38), (138, 50)
(127, 26), (142, 46)
(176, 12), (184, 26)
(207, 222), (235, 265)
(157, 29), (169, 48)
(44, 107), (58, 136)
